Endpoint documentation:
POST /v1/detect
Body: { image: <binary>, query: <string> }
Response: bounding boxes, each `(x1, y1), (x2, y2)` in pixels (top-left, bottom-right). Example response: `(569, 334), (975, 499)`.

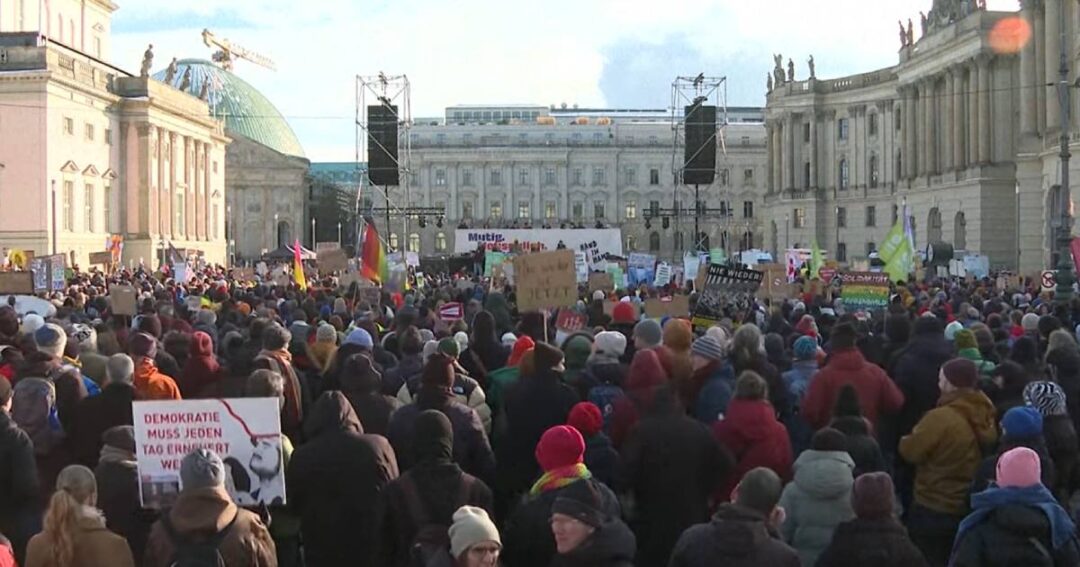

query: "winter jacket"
(178, 331), (220, 398)
(712, 399), (793, 502)
(952, 487), (1080, 567)
(815, 517), (928, 567)
(583, 432), (620, 489)
(693, 361), (735, 426)
(893, 334), (955, 439)
(497, 371), (579, 496)
(340, 356), (401, 437)
(899, 388), (998, 515)
(802, 348), (904, 431)
(1047, 347), (1080, 437)
(550, 518), (636, 567)
(958, 347), (996, 378)
(143, 486), (276, 567)
(15, 351), (87, 432)
(1044, 415), (1080, 500)
(0, 410), (38, 561)
(782, 360), (818, 455)
(619, 404), (731, 567)
(830, 415), (887, 477)
(67, 383), (134, 468)
(502, 478), (620, 567)
(778, 450), (856, 567)
(668, 503), (800, 567)
(95, 442), (153, 564)
(485, 364), (520, 414)
(398, 370), (492, 434)
(287, 392), (399, 567)
(26, 514), (135, 567)
(460, 344), (509, 387)
(381, 353), (423, 399)
(387, 394), (496, 487)
(132, 357), (181, 401)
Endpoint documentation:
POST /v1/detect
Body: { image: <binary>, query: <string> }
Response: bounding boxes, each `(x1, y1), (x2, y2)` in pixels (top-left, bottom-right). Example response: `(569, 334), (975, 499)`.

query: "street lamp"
(1054, 12), (1075, 304)
(337, 221), (342, 246)
(311, 217), (316, 247)
(273, 213), (279, 247)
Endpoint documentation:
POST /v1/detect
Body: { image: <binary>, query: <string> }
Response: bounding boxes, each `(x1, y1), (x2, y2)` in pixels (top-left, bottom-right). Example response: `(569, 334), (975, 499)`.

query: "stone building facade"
(368, 105), (768, 262)
(764, 0), (1080, 272)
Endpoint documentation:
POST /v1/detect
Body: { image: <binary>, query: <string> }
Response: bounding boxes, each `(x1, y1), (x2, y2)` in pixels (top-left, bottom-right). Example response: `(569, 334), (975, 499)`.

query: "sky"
(110, 0), (1019, 162)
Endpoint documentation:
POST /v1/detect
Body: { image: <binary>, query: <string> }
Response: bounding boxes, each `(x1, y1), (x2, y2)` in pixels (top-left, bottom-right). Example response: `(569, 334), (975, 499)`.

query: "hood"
(305, 391), (363, 438)
(562, 334), (594, 370)
(957, 347), (984, 362)
(189, 332), (214, 358)
(940, 389), (998, 445)
(168, 487), (239, 535)
(704, 504), (775, 557)
(558, 518), (636, 564)
(722, 399), (779, 441)
(825, 348), (868, 371)
(341, 353), (381, 394)
(792, 450), (855, 499)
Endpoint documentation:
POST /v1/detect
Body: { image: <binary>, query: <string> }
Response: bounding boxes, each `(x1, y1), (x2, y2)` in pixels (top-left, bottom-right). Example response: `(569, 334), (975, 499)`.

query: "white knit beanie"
(594, 331), (627, 358)
(448, 505), (501, 559)
(454, 331), (469, 353)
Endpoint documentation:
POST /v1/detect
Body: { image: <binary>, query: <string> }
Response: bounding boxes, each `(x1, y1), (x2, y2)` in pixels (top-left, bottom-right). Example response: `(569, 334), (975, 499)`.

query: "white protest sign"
(134, 398), (284, 509)
(575, 252), (589, 284)
(654, 262), (672, 287)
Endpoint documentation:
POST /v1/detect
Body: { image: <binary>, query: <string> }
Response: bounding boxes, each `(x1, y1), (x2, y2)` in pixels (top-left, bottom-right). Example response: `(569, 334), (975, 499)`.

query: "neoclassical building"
(0, 1), (229, 267)
(369, 105), (769, 261)
(764, 0), (1078, 272)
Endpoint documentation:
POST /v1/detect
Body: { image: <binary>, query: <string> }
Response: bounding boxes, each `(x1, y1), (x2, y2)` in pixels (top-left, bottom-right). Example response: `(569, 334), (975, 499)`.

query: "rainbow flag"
(360, 222), (388, 285)
(292, 239), (308, 291)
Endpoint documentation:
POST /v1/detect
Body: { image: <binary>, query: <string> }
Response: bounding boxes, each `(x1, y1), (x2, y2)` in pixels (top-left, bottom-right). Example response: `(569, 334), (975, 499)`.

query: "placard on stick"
(644, 295), (690, 319)
(109, 284), (138, 316)
(588, 272), (613, 293)
(0, 272), (33, 295)
(317, 249), (349, 273)
(88, 251), (113, 265)
(513, 249), (577, 312)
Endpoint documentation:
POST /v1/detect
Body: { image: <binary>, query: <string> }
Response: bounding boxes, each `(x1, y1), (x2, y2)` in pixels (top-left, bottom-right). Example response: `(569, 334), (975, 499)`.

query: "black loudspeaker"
(367, 104), (399, 186)
(683, 103), (716, 186)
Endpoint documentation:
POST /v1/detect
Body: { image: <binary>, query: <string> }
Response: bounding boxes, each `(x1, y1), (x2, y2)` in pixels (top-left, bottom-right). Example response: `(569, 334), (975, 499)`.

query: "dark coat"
(1046, 347), (1080, 435)
(381, 354), (423, 398)
(1043, 415), (1080, 499)
(0, 411), (38, 561)
(620, 403), (731, 567)
(892, 334), (955, 440)
(287, 392), (399, 567)
(668, 504), (800, 567)
(831, 416), (888, 477)
(143, 487), (276, 567)
(550, 518), (636, 567)
(95, 456), (155, 564)
(502, 479), (620, 567)
(387, 391), (496, 486)
(815, 518), (928, 567)
(951, 503), (1080, 567)
(583, 432), (620, 489)
(67, 383), (134, 468)
(498, 371), (579, 495)
(15, 351), (87, 433)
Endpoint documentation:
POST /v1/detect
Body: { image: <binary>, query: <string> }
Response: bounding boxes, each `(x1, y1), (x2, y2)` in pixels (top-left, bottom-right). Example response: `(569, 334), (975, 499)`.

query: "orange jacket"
(133, 358), (182, 401)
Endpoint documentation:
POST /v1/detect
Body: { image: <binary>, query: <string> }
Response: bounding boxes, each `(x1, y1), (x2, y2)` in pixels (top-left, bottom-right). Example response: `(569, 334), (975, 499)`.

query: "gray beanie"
(633, 319), (663, 348)
(180, 448), (225, 490)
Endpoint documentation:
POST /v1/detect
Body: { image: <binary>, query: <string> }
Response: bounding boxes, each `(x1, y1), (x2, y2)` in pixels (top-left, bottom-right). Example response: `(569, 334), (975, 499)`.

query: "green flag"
(884, 236), (914, 283)
(878, 219), (906, 263)
(810, 239), (823, 278)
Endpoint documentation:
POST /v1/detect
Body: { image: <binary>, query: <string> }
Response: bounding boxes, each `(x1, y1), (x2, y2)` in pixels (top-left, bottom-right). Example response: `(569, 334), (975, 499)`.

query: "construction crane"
(201, 29), (277, 72)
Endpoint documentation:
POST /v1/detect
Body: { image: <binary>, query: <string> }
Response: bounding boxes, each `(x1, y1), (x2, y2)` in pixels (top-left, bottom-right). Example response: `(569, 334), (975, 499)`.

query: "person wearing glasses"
(449, 506), (502, 567)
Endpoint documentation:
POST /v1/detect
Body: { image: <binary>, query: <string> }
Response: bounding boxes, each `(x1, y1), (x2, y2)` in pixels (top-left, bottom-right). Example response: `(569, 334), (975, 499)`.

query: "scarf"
(529, 463), (591, 497)
(951, 484), (1076, 564)
(256, 349), (304, 433)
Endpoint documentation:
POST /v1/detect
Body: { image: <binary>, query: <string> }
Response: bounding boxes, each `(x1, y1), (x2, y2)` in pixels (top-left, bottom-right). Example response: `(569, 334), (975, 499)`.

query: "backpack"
(161, 509), (237, 567)
(588, 383), (626, 432)
(400, 474), (473, 567)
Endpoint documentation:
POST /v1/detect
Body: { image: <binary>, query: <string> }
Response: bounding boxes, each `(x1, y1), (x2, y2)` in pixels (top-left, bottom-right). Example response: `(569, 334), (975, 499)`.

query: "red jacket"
(712, 399), (792, 502)
(801, 347), (904, 430)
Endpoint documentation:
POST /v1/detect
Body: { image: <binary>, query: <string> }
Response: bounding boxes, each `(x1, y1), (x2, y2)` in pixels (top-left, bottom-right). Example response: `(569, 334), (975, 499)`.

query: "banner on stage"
(455, 229), (623, 259)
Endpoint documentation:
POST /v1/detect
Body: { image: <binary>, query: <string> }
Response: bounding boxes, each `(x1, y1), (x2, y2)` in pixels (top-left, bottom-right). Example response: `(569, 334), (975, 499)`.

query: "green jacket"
(958, 348), (996, 378)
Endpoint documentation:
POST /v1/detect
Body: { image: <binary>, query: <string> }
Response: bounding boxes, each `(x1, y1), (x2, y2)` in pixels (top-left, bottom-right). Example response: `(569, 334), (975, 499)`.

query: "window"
(518, 201), (530, 219)
(389, 233), (399, 250)
(462, 168), (473, 186)
(866, 242), (877, 255)
(104, 128), (112, 145)
(591, 167), (605, 186)
(838, 118), (849, 140)
(212, 203), (219, 239)
(869, 155), (879, 188)
(62, 181), (74, 230)
(63, 117), (74, 135)
(462, 133), (473, 145)
(650, 168), (660, 185)
(462, 200), (474, 219)
(895, 108), (902, 130)
(837, 207), (847, 228)
(408, 233), (420, 253)
(793, 207), (806, 228)
(648, 135), (659, 146)
(84, 184), (94, 232)
(544, 133), (555, 145)
(85, 123), (94, 141)
(518, 168), (529, 185)
(892, 204), (899, 224)
(434, 201), (446, 216)
(571, 133), (582, 145)
(743, 168), (754, 183)
(545, 201), (557, 219)
(803, 122), (811, 142)
(593, 132), (603, 146)
(626, 235), (637, 251)
(649, 232), (661, 251)
(674, 232), (684, 251)
(896, 151), (903, 178)
(175, 191), (185, 234)
(804, 162), (811, 188)
(743, 201), (754, 219)
(544, 167), (556, 185)
(741, 136), (750, 146)
(837, 242), (847, 262)
(490, 169), (502, 186)
(649, 200), (660, 217)
(572, 202), (583, 220)
(594, 201), (605, 219)
(624, 167), (636, 186)
(489, 201), (502, 219)
(839, 159), (850, 190)
(720, 169), (730, 186)
(103, 183), (112, 233)
(434, 168), (446, 186)
(518, 133), (528, 145)
(435, 232), (447, 252)
(868, 113), (878, 136)
(572, 168), (584, 186)
(436, 133), (446, 146)
(866, 205), (877, 227)
(625, 200), (637, 220)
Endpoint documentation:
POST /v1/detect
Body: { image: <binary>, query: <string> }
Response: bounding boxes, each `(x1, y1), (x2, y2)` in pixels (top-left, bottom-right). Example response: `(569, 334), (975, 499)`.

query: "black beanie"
(551, 479), (606, 528)
(830, 323), (857, 350)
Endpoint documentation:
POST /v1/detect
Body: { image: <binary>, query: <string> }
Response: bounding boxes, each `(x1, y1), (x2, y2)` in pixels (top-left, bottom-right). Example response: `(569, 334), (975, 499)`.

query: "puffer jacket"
(801, 348), (904, 431)
(398, 369), (492, 434)
(899, 388), (998, 515)
(668, 504), (800, 567)
(712, 399), (793, 502)
(778, 449), (855, 567)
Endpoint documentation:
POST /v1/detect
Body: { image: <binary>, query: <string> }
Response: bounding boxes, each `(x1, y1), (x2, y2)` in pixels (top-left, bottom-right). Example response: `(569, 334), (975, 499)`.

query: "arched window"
(649, 231), (660, 252)
(869, 155), (879, 188)
(954, 211), (967, 250)
(407, 233), (421, 253)
(389, 233), (399, 251)
(276, 221), (291, 247)
(435, 232), (447, 252)
(741, 231), (754, 251)
(928, 208), (942, 243)
(839, 159), (849, 190)
(626, 235), (637, 251)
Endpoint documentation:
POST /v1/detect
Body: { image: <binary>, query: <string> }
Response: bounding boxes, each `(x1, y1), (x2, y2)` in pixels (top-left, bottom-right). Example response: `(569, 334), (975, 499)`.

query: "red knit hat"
(567, 402), (603, 437)
(535, 425), (585, 472)
(612, 301), (638, 325)
(508, 336), (536, 367)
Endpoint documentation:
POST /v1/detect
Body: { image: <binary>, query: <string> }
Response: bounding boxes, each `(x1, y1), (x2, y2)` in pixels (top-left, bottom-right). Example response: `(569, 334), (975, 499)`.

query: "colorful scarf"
(529, 463), (591, 496)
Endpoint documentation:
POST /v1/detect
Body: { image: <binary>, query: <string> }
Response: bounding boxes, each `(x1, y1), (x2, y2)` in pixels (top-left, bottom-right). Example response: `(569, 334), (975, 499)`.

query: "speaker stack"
(683, 101), (717, 186)
(367, 103), (400, 186)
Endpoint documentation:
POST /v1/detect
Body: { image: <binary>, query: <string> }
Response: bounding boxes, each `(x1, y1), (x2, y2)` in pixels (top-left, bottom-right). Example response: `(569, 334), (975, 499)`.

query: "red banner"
(1070, 237), (1080, 277)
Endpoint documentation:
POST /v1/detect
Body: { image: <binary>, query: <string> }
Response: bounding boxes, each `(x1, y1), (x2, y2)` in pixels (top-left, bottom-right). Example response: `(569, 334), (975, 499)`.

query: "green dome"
(153, 59), (305, 158)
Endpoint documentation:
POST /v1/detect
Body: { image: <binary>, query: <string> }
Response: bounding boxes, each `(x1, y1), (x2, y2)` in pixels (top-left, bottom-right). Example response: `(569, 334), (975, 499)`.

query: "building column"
(952, 66), (966, 169)
(785, 115), (796, 190)
(978, 55), (992, 163)
(808, 114), (817, 189)
(944, 72), (955, 171)
(927, 77), (938, 174)
(1033, 1), (1046, 134)
(968, 61), (979, 166)
(915, 85), (925, 176)
(1019, 3), (1038, 137)
(1045, 0), (1061, 132)
(904, 87), (917, 179)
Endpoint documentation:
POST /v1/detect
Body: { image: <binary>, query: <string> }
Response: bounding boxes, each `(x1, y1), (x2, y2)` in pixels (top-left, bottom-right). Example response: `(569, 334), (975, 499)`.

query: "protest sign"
(605, 264), (626, 290)
(556, 310), (588, 333)
(439, 302), (464, 321)
(88, 251), (112, 265)
(357, 282), (382, 306)
(484, 251), (508, 277)
(759, 263), (796, 301)
(653, 262), (672, 287)
(133, 398), (284, 509)
(588, 272), (613, 293)
(574, 252), (589, 284)
(578, 240), (605, 271)
(173, 263), (189, 284)
(255, 262), (269, 276)
(109, 285), (138, 316)
(230, 268), (255, 282)
(0, 272), (33, 295)
(455, 228), (623, 258)
(644, 295), (690, 319)
(840, 272), (891, 312)
(692, 265), (764, 330)
(683, 253), (701, 283)
(628, 253), (656, 288)
(317, 249), (349, 273)
(513, 249), (576, 312)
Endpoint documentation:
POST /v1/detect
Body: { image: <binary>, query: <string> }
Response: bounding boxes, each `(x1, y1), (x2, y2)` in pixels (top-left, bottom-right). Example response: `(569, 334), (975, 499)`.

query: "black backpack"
(400, 474), (473, 567)
(161, 509), (238, 567)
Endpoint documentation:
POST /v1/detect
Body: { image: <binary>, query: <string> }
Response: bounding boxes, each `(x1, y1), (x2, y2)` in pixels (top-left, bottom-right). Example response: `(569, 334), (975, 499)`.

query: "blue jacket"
(783, 360), (818, 456)
(694, 362), (735, 425)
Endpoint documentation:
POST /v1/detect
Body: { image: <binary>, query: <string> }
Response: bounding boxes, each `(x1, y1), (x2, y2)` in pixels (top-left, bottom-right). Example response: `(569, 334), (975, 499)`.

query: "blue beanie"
(1002, 406), (1043, 440)
(344, 328), (373, 348)
(793, 335), (818, 361)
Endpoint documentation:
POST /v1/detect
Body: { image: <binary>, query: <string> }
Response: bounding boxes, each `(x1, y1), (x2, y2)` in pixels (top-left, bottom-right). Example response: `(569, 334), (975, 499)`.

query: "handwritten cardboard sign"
(317, 249), (349, 273)
(588, 272), (613, 293)
(0, 272), (33, 295)
(644, 295), (690, 319)
(108, 284), (138, 316)
(513, 249), (577, 312)
(88, 251), (113, 265)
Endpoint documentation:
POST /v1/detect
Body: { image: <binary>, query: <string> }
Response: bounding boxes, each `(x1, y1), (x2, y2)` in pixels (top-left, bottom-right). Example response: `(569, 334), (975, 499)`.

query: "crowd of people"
(0, 263), (1079, 566)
